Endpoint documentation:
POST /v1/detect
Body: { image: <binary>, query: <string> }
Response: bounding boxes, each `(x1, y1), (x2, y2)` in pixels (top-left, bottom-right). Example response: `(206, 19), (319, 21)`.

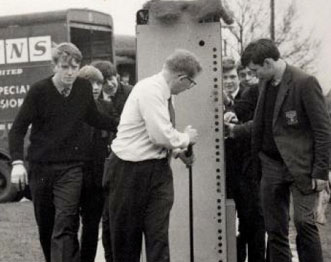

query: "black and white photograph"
(0, 0), (330, 261)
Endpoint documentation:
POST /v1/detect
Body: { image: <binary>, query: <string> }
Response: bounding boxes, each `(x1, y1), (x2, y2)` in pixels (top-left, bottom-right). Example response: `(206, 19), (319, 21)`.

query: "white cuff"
(12, 160), (24, 166)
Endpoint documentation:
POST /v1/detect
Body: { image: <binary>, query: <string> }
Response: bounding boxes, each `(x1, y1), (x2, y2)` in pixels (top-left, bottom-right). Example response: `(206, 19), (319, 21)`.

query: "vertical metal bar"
(186, 145), (194, 262)
(270, 0), (275, 40)
(189, 166), (194, 262)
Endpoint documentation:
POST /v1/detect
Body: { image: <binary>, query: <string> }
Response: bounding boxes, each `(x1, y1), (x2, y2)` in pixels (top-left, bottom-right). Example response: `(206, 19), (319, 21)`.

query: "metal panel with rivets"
(136, 10), (234, 262)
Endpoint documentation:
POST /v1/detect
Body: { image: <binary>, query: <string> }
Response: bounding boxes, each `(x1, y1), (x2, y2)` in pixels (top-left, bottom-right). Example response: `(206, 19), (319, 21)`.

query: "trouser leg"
(261, 177), (291, 262)
(144, 164), (174, 262)
(235, 198), (265, 262)
(102, 195), (113, 262)
(233, 175), (266, 262)
(51, 163), (83, 262)
(80, 163), (105, 262)
(236, 233), (247, 262)
(108, 156), (145, 262)
(108, 154), (173, 262)
(232, 188), (248, 262)
(260, 154), (292, 262)
(29, 163), (55, 262)
(80, 191), (104, 262)
(291, 185), (323, 262)
(247, 216), (266, 262)
(247, 180), (266, 262)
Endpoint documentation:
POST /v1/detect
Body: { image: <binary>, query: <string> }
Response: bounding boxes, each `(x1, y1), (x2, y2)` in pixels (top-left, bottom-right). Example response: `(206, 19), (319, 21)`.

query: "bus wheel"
(0, 160), (22, 203)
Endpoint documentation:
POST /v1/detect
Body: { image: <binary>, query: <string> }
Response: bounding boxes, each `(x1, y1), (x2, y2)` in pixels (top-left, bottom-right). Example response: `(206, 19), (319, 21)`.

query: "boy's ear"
(51, 62), (57, 73)
(263, 58), (273, 68)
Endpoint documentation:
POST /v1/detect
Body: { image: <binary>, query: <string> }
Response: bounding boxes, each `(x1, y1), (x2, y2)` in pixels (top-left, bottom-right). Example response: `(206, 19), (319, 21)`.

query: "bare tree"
(224, 0), (320, 73)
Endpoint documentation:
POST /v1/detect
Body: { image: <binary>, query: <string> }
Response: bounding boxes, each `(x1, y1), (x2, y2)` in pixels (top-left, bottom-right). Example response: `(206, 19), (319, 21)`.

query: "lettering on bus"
(0, 36), (51, 64)
(0, 122), (16, 140)
(0, 68), (23, 76)
(0, 85), (30, 109)
(0, 123), (6, 140)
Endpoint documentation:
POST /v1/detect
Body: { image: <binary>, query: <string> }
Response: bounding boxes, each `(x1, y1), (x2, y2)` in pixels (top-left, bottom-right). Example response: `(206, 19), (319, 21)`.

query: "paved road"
(94, 227), (300, 262)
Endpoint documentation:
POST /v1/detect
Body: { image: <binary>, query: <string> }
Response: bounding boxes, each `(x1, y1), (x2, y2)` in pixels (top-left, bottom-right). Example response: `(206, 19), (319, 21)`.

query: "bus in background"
(0, 8), (115, 202)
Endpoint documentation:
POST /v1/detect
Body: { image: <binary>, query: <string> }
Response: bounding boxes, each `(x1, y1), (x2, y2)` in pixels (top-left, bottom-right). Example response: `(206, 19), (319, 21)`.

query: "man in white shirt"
(106, 49), (201, 262)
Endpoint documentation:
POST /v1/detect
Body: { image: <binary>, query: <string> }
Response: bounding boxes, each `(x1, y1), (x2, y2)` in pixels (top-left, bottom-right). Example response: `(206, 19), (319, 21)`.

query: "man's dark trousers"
(225, 138), (265, 262)
(260, 153), (323, 262)
(107, 153), (174, 262)
(232, 173), (265, 262)
(29, 162), (83, 262)
(80, 161), (105, 262)
(102, 194), (113, 262)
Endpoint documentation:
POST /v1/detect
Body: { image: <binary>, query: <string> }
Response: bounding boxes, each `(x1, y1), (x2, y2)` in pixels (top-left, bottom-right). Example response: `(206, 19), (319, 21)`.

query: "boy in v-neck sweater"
(9, 43), (117, 262)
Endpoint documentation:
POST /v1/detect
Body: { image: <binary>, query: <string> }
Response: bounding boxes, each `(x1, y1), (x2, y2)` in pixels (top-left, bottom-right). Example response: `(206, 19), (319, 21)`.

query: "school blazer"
(236, 65), (331, 194)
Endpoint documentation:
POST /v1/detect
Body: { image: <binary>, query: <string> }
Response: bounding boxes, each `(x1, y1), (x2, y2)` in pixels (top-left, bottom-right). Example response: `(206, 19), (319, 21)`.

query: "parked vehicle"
(0, 8), (115, 202)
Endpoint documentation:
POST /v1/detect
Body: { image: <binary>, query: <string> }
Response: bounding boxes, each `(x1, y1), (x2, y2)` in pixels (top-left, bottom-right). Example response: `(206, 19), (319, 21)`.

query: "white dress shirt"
(111, 73), (190, 161)
(228, 86), (240, 100)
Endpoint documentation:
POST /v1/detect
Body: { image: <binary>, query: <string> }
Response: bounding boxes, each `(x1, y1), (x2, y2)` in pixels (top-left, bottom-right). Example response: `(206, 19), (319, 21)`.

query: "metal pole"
(186, 145), (194, 262)
(270, 0), (275, 40)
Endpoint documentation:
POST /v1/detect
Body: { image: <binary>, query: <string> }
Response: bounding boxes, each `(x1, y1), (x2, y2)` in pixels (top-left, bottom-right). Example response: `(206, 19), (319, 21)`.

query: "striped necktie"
(61, 87), (71, 97)
(228, 92), (234, 103)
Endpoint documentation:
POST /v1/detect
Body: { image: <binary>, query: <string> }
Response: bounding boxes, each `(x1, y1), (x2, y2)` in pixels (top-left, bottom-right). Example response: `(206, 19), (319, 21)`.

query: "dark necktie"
(167, 97), (176, 162)
(225, 92), (234, 109)
(228, 93), (234, 102)
(168, 97), (176, 127)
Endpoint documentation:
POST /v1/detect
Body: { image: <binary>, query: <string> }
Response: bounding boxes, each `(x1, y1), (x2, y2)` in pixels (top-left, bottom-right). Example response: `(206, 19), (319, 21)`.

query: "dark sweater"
(85, 99), (119, 161)
(99, 82), (132, 115)
(261, 81), (282, 161)
(9, 76), (117, 163)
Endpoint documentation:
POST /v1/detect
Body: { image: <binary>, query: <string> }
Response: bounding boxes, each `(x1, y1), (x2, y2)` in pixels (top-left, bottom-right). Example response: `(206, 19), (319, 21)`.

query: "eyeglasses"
(179, 75), (197, 87)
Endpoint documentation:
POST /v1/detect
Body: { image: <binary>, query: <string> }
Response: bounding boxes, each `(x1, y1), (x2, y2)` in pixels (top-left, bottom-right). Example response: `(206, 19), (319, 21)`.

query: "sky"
(0, 0), (330, 91)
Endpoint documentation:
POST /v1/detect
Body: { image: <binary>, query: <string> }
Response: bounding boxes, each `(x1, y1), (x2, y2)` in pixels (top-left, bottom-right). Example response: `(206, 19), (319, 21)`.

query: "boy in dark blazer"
(227, 39), (331, 262)
(78, 65), (119, 262)
(91, 60), (132, 262)
(223, 58), (265, 262)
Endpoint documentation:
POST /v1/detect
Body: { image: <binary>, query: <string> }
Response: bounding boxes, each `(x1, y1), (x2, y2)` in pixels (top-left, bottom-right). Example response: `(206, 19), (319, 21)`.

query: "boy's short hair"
(121, 71), (130, 78)
(78, 65), (104, 82)
(222, 57), (237, 72)
(164, 49), (202, 78)
(241, 38), (280, 67)
(52, 42), (83, 65)
(91, 60), (117, 79)
(236, 62), (246, 73)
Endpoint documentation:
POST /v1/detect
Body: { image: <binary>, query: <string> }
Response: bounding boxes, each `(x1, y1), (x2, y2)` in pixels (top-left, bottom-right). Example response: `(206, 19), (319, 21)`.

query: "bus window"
(70, 27), (113, 65)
